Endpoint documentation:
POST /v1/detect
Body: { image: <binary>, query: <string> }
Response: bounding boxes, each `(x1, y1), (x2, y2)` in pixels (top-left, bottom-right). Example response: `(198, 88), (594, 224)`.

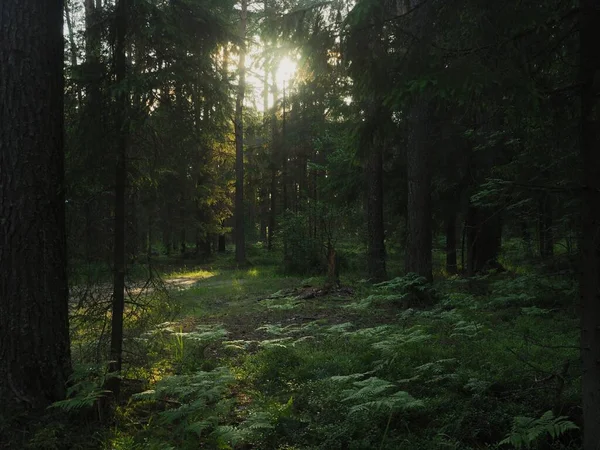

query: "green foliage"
(46, 257), (583, 449)
(131, 367), (236, 446)
(348, 273), (438, 309)
(141, 322), (228, 374)
(279, 210), (324, 275)
(335, 376), (424, 415)
(50, 364), (111, 413)
(499, 410), (578, 449)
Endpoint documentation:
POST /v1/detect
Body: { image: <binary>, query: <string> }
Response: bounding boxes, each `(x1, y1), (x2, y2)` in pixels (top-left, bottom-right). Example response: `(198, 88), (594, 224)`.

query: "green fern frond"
(348, 390), (424, 415)
(499, 410), (578, 449)
(372, 326), (432, 354)
(341, 377), (396, 402)
(49, 364), (112, 412)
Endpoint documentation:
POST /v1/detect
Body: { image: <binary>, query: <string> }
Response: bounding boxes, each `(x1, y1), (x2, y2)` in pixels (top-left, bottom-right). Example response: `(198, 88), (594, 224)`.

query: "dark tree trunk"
(282, 82), (289, 214)
(204, 235), (212, 256)
(179, 201), (186, 255)
(268, 69), (279, 251)
(365, 135), (387, 282)
(162, 219), (171, 255)
(234, 0), (247, 265)
(85, 200), (100, 261)
(0, 0), (72, 411)
(108, 0), (129, 398)
(466, 206), (503, 275)
(580, 0), (600, 447)
(538, 194), (554, 258)
(445, 213), (458, 275)
(260, 188), (268, 240)
(84, 0), (100, 60)
(218, 234), (226, 253)
(405, 99), (433, 282)
(521, 221), (533, 258)
(195, 207), (211, 257)
(195, 227), (201, 255)
(326, 244), (340, 288)
(147, 205), (154, 257)
(127, 193), (139, 260)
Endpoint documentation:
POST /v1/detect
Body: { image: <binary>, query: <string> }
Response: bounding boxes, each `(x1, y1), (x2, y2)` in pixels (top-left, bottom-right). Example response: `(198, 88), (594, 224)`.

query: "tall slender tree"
(365, 126), (387, 281)
(404, 0), (434, 282)
(0, 0), (72, 410)
(234, 0), (248, 265)
(405, 96), (433, 281)
(579, 0), (600, 447)
(108, 0), (130, 396)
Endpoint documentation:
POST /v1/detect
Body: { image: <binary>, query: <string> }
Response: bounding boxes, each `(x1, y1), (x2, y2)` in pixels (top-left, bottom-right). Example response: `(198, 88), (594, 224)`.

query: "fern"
(450, 320), (488, 338)
(341, 377), (396, 402)
(499, 410), (578, 449)
(50, 364), (112, 412)
(330, 376), (424, 417)
(132, 367), (235, 441)
(346, 273), (438, 309)
(173, 324), (228, 343)
(348, 390), (424, 415)
(372, 326), (433, 360)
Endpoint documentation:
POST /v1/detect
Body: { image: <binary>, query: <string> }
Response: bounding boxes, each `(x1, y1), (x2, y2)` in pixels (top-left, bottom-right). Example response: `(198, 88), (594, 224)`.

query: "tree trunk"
(539, 194), (554, 258)
(0, 0), (72, 411)
(326, 243), (340, 288)
(179, 199), (186, 255)
(445, 212), (458, 275)
(466, 206), (503, 275)
(268, 69), (279, 251)
(268, 168), (277, 250)
(218, 233), (226, 253)
(365, 133), (387, 282)
(521, 221), (533, 258)
(282, 81), (289, 213)
(108, 0), (129, 398)
(580, 0), (600, 447)
(260, 188), (268, 240)
(405, 98), (433, 282)
(234, 0), (247, 266)
(162, 213), (172, 256)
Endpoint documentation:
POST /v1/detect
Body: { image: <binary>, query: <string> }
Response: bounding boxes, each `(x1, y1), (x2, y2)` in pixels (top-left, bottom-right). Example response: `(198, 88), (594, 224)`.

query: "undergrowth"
(23, 252), (581, 450)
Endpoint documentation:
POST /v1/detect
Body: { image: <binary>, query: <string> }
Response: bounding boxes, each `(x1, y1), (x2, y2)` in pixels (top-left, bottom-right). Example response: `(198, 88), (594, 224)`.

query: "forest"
(1, 0), (600, 448)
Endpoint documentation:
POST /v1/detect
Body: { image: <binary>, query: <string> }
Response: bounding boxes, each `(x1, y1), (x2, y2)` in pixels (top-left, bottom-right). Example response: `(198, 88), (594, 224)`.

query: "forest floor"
(30, 247), (583, 450)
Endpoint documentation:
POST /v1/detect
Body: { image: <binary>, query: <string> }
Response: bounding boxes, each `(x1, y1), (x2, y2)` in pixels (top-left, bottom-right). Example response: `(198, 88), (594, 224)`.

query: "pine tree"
(0, 0), (72, 411)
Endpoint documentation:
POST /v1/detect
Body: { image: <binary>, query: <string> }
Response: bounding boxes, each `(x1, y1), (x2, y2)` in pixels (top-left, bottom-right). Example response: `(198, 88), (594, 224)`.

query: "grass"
(25, 246), (582, 450)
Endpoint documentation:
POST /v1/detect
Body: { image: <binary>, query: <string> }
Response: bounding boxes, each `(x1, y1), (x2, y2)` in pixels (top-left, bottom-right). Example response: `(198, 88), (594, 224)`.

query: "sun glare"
(276, 56), (298, 86)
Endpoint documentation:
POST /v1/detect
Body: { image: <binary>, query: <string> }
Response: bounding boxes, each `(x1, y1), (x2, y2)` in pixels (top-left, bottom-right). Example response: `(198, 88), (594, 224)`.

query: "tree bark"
(445, 213), (458, 275)
(268, 69), (279, 251)
(521, 221), (533, 258)
(234, 0), (247, 265)
(108, 0), (129, 397)
(539, 194), (554, 258)
(579, 0), (600, 447)
(0, 0), (72, 411)
(405, 98), (433, 282)
(365, 132), (387, 282)
(466, 206), (503, 275)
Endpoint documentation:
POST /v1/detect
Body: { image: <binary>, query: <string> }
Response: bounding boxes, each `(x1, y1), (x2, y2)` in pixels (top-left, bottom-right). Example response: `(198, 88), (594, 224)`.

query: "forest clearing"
(1, 0), (599, 448)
